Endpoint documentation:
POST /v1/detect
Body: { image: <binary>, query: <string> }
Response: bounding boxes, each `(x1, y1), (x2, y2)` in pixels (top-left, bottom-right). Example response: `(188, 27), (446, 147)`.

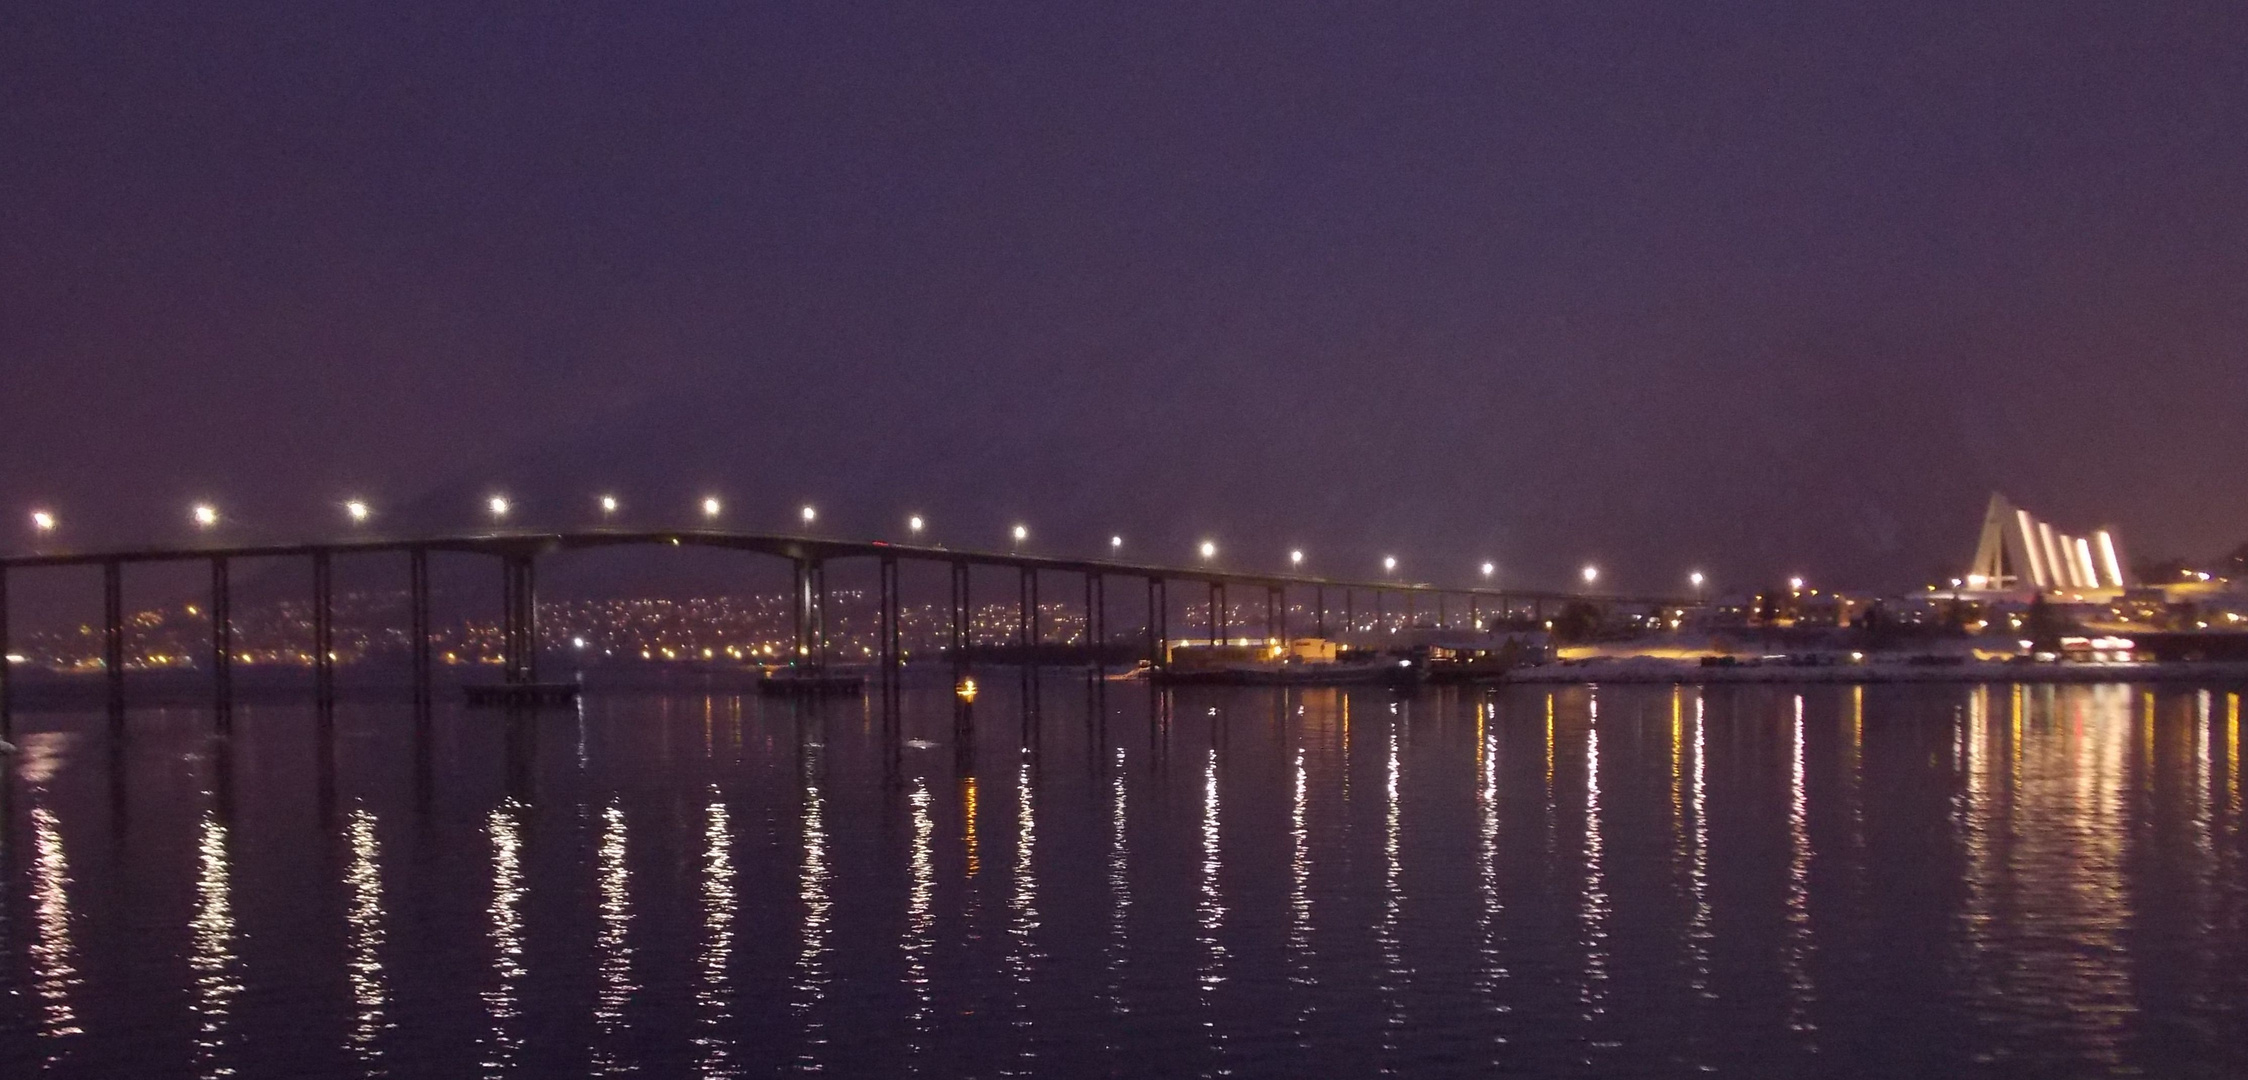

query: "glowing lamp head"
(702, 497), (722, 519)
(599, 495), (619, 515)
(1789, 576), (1805, 591)
(1110, 535), (1122, 551)
(1383, 556), (1397, 573)
(1581, 565), (1599, 584)
(1689, 571), (1704, 588)
(1012, 524), (1028, 543)
(345, 500), (370, 524)
(1291, 549), (1304, 567)
(487, 496), (510, 520)
(1481, 561), (1495, 578)
(31, 510), (56, 533)
(192, 504), (219, 528)
(908, 515), (924, 534)
(800, 505), (816, 525)
(1199, 540), (1217, 560)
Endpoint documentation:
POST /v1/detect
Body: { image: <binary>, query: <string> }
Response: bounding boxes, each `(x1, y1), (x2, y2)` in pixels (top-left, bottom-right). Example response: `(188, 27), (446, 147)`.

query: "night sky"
(6, 1), (2246, 594)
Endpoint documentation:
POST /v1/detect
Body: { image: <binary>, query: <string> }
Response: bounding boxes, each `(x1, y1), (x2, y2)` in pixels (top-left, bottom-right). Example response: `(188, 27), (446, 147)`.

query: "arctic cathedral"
(1963, 493), (2128, 597)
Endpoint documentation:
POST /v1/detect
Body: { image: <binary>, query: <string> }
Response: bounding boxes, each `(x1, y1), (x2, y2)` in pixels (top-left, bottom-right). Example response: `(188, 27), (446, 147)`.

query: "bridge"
(0, 527), (1690, 737)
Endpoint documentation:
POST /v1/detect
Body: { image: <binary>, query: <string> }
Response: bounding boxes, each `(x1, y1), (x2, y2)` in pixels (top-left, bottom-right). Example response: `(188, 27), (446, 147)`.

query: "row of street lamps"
(19, 498), (1729, 594)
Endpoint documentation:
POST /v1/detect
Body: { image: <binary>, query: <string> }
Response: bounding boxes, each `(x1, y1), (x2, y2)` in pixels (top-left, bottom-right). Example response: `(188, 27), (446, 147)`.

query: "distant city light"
(908, 515), (925, 535)
(1199, 540), (1217, 560)
(1383, 556), (1397, 573)
(31, 510), (56, 533)
(600, 495), (619, 516)
(192, 504), (219, 528)
(1581, 565), (1599, 585)
(345, 499), (370, 524)
(801, 505), (817, 525)
(702, 497), (723, 519)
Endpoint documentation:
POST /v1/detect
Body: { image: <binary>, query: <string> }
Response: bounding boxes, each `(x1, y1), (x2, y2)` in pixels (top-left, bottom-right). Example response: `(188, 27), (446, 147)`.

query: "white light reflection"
(1289, 746), (1315, 1043)
(1008, 758), (1041, 1070)
(481, 802), (526, 1077)
(696, 796), (736, 1076)
(1581, 698), (1609, 1027)
(343, 808), (389, 1073)
(1784, 696), (1817, 1040)
(190, 811), (242, 1078)
(1688, 696), (1711, 996)
(904, 779), (936, 1070)
(591, 803), (635, 1075)
(29, 805), (84, 1058)
(1107, 748), (1131, 1033)
(795, 750), (832, 1070)
(1199, 747), (1228, 1068)
(1378, 722), (1408, 1069)
(1474, 704), (1508, 1056)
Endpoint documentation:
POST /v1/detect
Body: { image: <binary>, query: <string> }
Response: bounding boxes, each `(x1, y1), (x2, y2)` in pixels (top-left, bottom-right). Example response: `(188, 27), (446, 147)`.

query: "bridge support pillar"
(500, 553), (537, 685)
(409, 548), (430, 715)
(791, 558), (828, 670)
(1314, 585), (1326, 638)
(211, 557), (232, 731)
(1208, 581), (1225, 645)
(103, 558), (124, 735)
(312, 551), (334, 713)
(0, 566), (11, 740)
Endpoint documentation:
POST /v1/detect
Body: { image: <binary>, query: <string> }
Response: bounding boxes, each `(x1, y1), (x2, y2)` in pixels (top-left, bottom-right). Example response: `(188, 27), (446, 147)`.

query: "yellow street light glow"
(600, 495), (619, 515)
(31, 510), (56, 532)
(801, 505), (817, 525)
(702, 497), (723, 519)
(192, 504), (219, 528)
(488, 496), (510, 519)
(1581, 565), (1599, 584)
(345, 499), (370, 523)
(1200, 540), (1217, 560)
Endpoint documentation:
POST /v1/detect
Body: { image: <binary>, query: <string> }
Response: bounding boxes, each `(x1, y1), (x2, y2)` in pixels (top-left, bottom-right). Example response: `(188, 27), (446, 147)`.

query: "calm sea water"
(2, 678), (2245, 1078)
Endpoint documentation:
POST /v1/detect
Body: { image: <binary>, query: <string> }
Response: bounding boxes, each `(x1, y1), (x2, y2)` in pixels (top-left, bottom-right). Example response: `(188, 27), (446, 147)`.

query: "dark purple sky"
(5, 0), (2246, 594)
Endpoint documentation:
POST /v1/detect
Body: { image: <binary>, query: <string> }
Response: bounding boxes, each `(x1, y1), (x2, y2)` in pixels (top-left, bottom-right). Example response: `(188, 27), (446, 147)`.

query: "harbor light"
(599, 495), (619, 516)
(488, 496), (510, 520)
(1581, 565), (1599, 585)
(801, 505), (817, 525)
(1200, 540), (1217, 560)
(702, 497), (723, 519)
(192, 504), (219, 529)
(31, 510), (56, 533)
(345, 499), (370, 524)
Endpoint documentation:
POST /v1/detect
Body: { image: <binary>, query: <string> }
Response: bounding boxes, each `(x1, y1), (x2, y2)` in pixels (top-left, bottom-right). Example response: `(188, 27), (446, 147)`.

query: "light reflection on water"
(2, 681), (2246, 1078)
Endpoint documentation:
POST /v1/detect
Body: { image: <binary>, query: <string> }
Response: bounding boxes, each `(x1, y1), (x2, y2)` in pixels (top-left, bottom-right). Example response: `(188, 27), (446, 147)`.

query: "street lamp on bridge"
(192, 504), (219, 530)
(702, 497), (723, 520)
(487, 496), (510, 521)
(345, 499), (370, 525)
(31, 510), (56, 535)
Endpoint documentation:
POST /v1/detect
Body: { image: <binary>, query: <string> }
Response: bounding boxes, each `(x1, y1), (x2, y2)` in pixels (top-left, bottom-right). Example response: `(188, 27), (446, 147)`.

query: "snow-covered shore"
(1503, 657), (2248, 684)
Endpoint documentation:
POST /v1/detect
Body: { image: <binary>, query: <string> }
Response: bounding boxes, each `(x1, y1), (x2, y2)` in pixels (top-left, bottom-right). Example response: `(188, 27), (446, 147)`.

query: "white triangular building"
(1965, 493), (2127, 594)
